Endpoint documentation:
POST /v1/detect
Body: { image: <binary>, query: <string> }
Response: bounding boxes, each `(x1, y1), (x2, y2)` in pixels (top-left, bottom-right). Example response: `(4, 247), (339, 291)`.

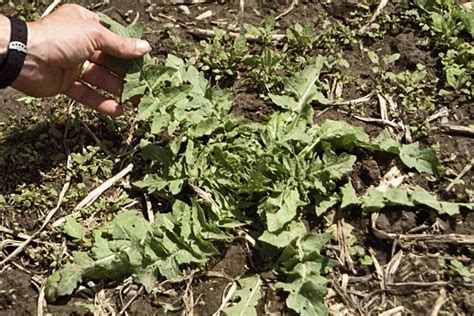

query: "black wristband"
(0, 16), (28, 89)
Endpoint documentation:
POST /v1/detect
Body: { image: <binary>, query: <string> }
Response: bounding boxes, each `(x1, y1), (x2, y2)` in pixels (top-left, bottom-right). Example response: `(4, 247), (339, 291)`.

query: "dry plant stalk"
(440, 124), (474, 137)
(445, 160), (473, 192)
(359, 0), (389, 34)
(371, 213), (474, 244)
(275, 0), (298, 21)
(185, 26), (287, 42)
(334, 91), (375, 105)
(75, 163), (134, 210)
(41, 0), (61, 18)
(430, 288), (447, 316)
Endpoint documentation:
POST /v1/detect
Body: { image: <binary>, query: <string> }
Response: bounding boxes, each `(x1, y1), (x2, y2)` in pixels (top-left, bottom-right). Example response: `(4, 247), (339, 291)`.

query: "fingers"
(88, 51), (127, 77)
(65, 81), (124, 117)
(81, 62), (124, 97)
(96, 26), (151, 59)
(86, 53), (142, 106)
(69, 59), (127, 117)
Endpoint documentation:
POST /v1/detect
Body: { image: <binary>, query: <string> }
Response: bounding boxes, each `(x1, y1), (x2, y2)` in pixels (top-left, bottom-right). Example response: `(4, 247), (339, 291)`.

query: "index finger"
(96, 26), (150, 59)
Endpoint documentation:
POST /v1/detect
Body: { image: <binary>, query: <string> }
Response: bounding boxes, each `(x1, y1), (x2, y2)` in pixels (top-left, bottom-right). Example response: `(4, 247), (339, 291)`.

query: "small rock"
(179, 5), (191, 15)
(196, 10), (212, 21)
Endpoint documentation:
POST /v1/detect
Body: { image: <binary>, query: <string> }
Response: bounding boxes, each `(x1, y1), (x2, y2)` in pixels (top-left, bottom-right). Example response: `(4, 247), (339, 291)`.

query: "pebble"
(179, 5), (191, 15)
(145, 4), (156, 13)
(196, 10), (212, 21)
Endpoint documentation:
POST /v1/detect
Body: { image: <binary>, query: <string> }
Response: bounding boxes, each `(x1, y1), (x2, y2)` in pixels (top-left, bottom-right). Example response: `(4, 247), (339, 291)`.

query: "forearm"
(0, 15), (10, 55)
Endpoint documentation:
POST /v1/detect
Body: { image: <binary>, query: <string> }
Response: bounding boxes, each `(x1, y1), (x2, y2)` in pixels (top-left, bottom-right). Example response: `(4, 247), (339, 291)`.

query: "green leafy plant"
(448, 259), (471, 278)
(416, 0), (466, 46)
(392, 64), (437, 116)
(287, 20), (357, 54)
(367, 51), (401, 91)
(244, 15), (277, 46)
(415, 0), (474, 97)
(359, 255), (373, 266)
(43, 16), (473, 315)
(46, 203), (221, 301)
(224, 275), (262, 315)
(70, 145), (113, 177)
(367, 52), (439, 118)
(439, 46), (474, 96)
(349, 1), (401, 39)
(12, 1), (41, 21)
(8, 183), (58, 209)
(167, 31), (190, 58)
(276, 233), (334, 316)
(245, 47), (287, 92)
(287, 23), (318, 54)
(196, 29), (249, 83)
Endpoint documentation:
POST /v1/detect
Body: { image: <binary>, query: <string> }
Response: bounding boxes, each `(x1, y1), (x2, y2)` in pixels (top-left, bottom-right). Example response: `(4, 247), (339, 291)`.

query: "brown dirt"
(431, 132), (473, 200)
(231, 90), (276, 122)
(375, 210), (417, 234)
(0, 1), (472, 315)
(0, 88), (29, 123)
(0, 269), (37, 316)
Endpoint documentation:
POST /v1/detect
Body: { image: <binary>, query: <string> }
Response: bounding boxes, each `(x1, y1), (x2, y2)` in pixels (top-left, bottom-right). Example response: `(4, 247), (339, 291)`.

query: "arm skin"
(0, 15), (9, 55)
(0, 4), (151, 117)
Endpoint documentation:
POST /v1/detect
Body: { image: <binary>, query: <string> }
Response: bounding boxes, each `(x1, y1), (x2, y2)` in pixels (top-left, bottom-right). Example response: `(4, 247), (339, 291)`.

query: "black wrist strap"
(0, 16), (28, 89)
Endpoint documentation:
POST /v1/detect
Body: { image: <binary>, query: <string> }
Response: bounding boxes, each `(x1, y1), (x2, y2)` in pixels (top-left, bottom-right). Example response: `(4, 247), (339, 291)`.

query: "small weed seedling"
(196, 28), (249, 84)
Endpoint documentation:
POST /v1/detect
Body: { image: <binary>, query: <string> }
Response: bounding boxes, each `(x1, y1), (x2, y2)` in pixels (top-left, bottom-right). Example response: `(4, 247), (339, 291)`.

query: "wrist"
(12, 21), (62, 97)
(1, 17), (30, 90)
(24, 21), (45, 66)
(11, 21), (44, 93)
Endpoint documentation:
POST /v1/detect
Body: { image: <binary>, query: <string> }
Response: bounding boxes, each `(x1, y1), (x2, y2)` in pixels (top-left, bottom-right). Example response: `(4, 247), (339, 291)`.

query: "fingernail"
(136, 40), (151, 54)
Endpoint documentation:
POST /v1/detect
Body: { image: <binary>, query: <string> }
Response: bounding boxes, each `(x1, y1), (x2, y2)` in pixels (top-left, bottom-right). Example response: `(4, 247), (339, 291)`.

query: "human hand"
(11, 4), (150, 117)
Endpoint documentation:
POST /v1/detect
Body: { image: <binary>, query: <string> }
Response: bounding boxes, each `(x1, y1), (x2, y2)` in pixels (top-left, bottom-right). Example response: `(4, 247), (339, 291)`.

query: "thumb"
(96, 26), (151, 59)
